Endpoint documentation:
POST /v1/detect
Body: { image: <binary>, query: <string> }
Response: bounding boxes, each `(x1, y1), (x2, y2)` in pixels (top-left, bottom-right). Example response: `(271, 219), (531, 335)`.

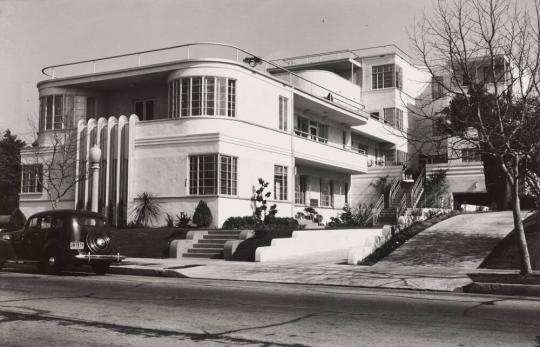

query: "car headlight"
(96, 237), (106, 247)
(1, 234), (10, 240)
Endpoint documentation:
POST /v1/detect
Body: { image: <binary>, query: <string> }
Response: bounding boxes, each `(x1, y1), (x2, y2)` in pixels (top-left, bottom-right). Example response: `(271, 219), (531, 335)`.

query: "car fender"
(0, 239), (17, 260)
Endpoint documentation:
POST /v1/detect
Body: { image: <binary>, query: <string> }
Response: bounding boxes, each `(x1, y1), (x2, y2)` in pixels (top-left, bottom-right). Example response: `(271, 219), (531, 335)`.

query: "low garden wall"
(110, 227), (188, 258)
(254, 228), (384, 262)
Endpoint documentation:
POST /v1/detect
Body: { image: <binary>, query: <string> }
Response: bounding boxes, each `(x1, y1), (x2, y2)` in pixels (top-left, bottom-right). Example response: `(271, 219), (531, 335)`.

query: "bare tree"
(29, 112), (85, 210)
(409, 0), (540, 275)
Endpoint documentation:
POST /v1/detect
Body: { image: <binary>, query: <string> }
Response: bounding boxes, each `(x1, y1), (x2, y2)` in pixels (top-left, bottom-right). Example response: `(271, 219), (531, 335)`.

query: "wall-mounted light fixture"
(243, 56), (262, 67)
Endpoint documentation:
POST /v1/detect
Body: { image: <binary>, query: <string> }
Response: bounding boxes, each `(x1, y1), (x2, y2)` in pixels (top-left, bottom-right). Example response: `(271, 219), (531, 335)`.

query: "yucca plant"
(132, 192), (162, 227)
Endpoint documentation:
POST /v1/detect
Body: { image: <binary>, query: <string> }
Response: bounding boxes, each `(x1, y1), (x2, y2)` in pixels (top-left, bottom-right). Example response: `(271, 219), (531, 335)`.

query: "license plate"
(70, 241), (84, 250)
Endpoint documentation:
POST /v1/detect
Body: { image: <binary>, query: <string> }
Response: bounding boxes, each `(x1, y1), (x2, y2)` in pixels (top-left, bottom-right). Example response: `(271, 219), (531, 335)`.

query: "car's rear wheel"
(37, 249), (61, 275)
(91, 262), (110, 275)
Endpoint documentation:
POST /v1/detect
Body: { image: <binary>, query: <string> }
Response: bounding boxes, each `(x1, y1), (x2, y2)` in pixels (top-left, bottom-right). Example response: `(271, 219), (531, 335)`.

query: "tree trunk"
(510, 180), (533, 275)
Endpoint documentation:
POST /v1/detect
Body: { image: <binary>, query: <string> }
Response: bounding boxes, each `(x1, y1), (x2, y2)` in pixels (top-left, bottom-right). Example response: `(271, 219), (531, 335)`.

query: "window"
(279, 96), (288, 131)
(39, 95), (75, 130)
(320, 179), (333, 207)
(462, 148), (481, 162)
(21, 164), (43, 193)
(220, 155), (238, 195)
(295, 175), (307, 204)
(432, 118), (445, 136)
(169, 76), (236, 118)
(432, 76), (444, 99)
(189, 154), (237, 195)
(383, 108), (404, 130)
(294, 116), (328, 143)
(372, 64), (402, 89)
(134, 99), (155, 120)
(385, 149), (408, 166)
(274, 165), (288, 200)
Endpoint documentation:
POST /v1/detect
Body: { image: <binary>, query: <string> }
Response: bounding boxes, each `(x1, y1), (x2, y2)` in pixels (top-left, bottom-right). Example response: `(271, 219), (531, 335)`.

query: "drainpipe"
(290, 86), (295, 218)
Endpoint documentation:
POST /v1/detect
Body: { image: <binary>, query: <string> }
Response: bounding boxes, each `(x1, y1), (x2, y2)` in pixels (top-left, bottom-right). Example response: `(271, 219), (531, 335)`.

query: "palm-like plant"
(132, 192), (162, 227)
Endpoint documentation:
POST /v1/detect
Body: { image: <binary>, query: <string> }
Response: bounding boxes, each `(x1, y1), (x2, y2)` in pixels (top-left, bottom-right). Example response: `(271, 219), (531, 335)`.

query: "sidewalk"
(109, 211), (538, 294)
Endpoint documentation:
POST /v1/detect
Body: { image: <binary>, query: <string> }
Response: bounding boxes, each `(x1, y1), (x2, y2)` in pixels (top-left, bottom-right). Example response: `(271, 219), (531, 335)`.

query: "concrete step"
(207, 230), (242, 235)
(193, 243), (224, 249)
(182, 252), (222, 258)
(198, 239), (228, 244)
(187, 248), (223, 254)
(203, 234), (239, 240)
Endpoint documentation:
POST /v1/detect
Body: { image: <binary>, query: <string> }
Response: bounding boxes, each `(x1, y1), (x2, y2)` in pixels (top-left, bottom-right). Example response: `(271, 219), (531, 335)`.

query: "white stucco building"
(19, 43), (490, 227)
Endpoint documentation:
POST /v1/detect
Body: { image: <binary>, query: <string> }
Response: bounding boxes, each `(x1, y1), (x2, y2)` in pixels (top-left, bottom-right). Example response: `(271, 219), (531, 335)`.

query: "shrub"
(175, 212), (191, 228)
(131, 192), (162, 227)
(192, 200), (212, 227)
(252, 178), (277, 224)
(165, 213), (174, 228)
(222, 216), (299, 230)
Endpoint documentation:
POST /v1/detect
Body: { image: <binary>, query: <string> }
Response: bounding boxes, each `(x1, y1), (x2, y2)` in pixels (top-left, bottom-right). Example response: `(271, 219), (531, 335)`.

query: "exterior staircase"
(374, 178), (423, 227)
(182, 229), (243, 258)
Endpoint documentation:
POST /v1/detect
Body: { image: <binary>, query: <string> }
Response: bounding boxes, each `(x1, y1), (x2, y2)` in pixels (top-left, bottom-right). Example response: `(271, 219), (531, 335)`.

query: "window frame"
(39, 95), (76, 131)
(461, 148), (481, 163)
(21, 164), (43, 194)
(189, 154), (238, 196)
(169, 76), (236, 118)
(134, 99), (155, 121)
(431, 76), (444, 99)
(279, 96), (288, 131)
(372, 64), (400, 89)
(274, 165), (288, 201)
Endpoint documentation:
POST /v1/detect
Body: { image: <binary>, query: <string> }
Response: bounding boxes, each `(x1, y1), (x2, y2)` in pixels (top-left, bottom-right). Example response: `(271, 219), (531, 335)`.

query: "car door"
(28, 215), (51, 259)
(12, 217), (39, 260)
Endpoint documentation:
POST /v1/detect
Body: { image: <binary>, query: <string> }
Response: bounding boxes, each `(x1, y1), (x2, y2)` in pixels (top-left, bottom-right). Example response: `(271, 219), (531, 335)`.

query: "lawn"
(480, 211), (540, 270)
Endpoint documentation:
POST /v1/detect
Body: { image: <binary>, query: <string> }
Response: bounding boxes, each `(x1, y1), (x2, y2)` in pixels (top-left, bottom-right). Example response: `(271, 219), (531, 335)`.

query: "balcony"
(293, 131), (367, 174)
(39, 42), (367, 120)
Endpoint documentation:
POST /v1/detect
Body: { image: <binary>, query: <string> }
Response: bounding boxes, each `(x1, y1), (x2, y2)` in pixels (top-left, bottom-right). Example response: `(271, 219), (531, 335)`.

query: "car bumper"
(74, 253), (126, 262)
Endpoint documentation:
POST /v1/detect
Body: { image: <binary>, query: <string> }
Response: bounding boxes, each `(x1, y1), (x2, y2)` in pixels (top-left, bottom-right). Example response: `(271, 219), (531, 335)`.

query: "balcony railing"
(294, 130), (366, 155)
(40, 42), (365, 114)
(270, 44), (413, 68)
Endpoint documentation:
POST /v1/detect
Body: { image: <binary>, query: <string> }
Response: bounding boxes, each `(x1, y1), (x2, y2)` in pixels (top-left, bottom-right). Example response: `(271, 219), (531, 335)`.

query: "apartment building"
(19, 43), (492, 227)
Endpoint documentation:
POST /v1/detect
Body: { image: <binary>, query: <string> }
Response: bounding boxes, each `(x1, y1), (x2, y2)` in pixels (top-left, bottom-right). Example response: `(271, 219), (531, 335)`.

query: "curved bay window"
(39, 95), (95, 131)
(169, 76), (236, 118)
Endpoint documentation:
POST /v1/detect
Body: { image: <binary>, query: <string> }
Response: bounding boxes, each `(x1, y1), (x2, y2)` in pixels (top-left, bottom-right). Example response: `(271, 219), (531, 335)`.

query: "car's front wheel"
(91, 262), (110, 275)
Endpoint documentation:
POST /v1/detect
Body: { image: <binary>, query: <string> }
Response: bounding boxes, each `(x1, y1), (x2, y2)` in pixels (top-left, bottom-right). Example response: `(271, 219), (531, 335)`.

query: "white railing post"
(138, 54), (141, 67)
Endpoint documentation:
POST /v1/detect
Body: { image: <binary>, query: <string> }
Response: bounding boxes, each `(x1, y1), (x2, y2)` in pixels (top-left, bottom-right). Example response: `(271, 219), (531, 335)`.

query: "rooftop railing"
(41, 42), (365, 113)
(270, 44), (416, 68)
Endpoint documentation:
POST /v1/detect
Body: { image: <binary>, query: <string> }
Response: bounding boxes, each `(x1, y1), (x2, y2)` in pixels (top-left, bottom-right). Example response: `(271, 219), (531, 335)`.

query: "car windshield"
(76, 217), (107, 227)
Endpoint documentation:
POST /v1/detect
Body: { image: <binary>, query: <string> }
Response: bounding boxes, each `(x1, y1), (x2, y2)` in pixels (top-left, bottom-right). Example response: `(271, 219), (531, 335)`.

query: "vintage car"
(0, 209), (125, 275)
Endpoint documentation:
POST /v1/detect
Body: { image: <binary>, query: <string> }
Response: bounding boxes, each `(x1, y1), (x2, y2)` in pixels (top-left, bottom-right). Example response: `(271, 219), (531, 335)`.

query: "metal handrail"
(410, 168), (425, 208)
(372, 193), (384, 225)
(397, 193), (407, 217)
(294, 130), (367, 155)
(388, 176), (400, 204)
(40, 42), (366, 112)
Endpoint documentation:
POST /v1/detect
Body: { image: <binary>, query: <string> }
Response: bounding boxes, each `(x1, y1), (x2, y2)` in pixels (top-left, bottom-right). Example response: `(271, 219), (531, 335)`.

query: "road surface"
(0, 267), (539, 346)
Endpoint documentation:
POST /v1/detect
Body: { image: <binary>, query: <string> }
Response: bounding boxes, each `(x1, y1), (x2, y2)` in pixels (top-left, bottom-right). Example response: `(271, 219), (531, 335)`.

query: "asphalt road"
(0, 267), (539, 347)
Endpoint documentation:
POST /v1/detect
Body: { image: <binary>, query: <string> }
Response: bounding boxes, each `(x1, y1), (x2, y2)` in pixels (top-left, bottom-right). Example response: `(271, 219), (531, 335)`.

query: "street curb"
(463, 282), (540, 297)
(109, 266), (188, 278)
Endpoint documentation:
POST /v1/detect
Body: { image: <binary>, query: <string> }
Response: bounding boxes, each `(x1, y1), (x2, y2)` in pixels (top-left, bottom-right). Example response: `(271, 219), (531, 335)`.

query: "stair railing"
(388, 176), (400, 205)
(410, 168), (425, 208)
(372, 194), (384, 225)
(397, 193), (407, 218)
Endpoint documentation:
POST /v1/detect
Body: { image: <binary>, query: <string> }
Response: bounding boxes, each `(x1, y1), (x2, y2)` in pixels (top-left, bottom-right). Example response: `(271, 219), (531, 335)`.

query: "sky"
(0, 0), (434, 142)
